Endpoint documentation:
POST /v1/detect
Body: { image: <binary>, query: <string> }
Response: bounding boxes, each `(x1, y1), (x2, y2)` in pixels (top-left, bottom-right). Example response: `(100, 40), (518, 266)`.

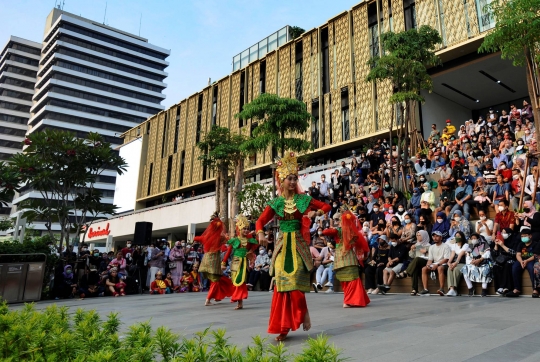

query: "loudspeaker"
(133, 222), (153, 245)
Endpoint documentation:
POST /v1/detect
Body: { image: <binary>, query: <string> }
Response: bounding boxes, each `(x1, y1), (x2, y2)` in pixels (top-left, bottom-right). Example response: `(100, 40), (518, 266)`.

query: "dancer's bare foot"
(303, 311), (311, 331)
(234, 301), (243, 310)
(343, 304), (351, 308)
(205, 299), (213, 306)
(275, 333), (288, 341)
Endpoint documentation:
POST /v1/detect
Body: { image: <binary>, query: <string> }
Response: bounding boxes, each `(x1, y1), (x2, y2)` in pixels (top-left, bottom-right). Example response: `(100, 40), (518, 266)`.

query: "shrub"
(0, 303), (346, 362)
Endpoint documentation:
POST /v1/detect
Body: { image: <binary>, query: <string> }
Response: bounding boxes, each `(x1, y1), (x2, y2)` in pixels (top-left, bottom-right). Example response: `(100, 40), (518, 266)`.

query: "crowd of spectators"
(52, 100), (540, 299)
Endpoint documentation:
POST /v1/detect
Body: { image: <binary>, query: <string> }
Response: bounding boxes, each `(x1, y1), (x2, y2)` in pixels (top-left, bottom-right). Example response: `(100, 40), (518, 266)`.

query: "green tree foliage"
(0, 303), (344, 362)
(10, 130), (127, 250)
(0, 160), (21, 207)
(366, 25), (442, 187)
(289, 26), (305, 40)
(479, 0), (540, 139)
(238, 183), (273, 220)
(238, 93), (313, 156)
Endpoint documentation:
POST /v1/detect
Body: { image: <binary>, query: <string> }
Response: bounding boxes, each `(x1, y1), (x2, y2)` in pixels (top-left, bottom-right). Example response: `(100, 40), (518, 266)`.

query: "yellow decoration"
(276, 152), (298, 182)
(235, 214), (250, 230)
(284, 198), (298, 215)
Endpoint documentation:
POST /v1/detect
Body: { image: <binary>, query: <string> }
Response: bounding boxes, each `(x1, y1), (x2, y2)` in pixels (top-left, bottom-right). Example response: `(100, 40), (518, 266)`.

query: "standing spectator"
(331, 169), (341, 199)
(148, 243), (166, 286)
(428, 123), (440, 142)
(308, 181), (320, 200)
(360, 157), (371, 178)
(521, 100), (533, 122)
(339, 161), (350, 193)
(506, 228), (536, 297)
(121, 241), (134, 259)
(419, 231), (451, 296)
(168, 241), (185, 286)
(319, 174), (330, 201)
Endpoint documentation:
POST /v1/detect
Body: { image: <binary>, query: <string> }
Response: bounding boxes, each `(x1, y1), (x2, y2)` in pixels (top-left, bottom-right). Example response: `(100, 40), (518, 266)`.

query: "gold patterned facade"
(121, 0), (494, 207)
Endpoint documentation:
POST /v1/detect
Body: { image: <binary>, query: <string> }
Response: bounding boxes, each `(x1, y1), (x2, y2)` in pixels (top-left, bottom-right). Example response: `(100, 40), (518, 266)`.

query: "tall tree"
(11, 130), (127, 250)
(0, 160), (20, 208)
(197, 126), (248, 231)
(366, 25), (442, 188)
(479, 0), (540, 143)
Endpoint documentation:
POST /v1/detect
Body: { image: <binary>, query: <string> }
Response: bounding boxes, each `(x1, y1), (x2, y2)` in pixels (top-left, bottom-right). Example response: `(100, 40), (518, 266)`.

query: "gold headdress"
(235, 214), (250, 230)
(276, 152), (298, 182)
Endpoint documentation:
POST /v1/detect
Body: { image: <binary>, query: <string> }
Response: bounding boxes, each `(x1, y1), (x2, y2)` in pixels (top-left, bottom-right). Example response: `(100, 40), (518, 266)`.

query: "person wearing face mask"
(386, 215), (404, 238)
(167, 241), (185, 289)
(149, 242), (167, 287)
(493, 200), (515, 238)
(400, 214), (417, 244)
(369, 203), (385, 230)
(121, 241), (134, 259)
(365, 235), (390, 294)
(394, 203), (408, 224)
(382, 181), (395, 198)
(506, 228), (537, 297)
(314, 241), (336, 293)
(380, 234), (408, 293)
(516, 200), (540, 241)
(55, 265), (78, 299)
(459, 233), (492, 297)
(492, 228), (517, 295)
(450, 177), (473, 221)
(474, 210), (493, 242)
(431, 211), (450, 241)
(247, 247), (272, 291)
(445, 231), (471, 296)
(449, 210), (471, 239)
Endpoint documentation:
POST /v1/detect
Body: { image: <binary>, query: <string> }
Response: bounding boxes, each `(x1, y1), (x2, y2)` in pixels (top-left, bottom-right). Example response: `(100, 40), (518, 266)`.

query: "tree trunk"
(229, 158), (244, 235)
(395, 105), (405, 191)
(215, 170), (221, 214)
(219, 162), (229, 231)
(524, 53), (540, 147)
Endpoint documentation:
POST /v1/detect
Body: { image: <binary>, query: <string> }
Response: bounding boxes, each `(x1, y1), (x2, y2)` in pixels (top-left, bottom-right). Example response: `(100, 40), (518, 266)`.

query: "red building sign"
(88, 223), (111, 238)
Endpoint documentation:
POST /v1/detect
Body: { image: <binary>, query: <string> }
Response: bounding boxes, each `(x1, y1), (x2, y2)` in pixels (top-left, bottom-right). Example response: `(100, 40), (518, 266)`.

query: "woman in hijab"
(461, 233), (493, 297)
(168, 241), (185, 287)
(432, 211), (451, 241)
(56, 265), (78, 299)
(516, 200), (540, 241)
(393, 191), (408, 211)
(366, 194), (376, 214)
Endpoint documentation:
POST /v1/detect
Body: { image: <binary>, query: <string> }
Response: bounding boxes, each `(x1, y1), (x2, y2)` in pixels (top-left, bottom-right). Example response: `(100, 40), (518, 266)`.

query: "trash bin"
(0, 254), (47, 303)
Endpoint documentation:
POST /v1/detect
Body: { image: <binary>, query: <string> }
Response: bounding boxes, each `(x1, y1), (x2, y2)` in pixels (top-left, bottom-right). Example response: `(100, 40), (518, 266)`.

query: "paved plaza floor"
(12, 291), (540, 361)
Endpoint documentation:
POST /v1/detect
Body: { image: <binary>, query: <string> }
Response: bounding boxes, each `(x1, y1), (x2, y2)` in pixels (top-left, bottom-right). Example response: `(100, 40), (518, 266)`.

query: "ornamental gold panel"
(328, 24), (335, 90)
(252, 61), (260, 100)
(465, 0), (479, 37)
(218, 77), (230, 128)
(266, 52), (277, 94)
(376, 79), (393, 131)
(302, 32), (313, 101)
(311, 31), (319, 99)
(416, 0), (441, 46)
(391, 0), (405, 32)
(348, 83), (358, 139)
(278, 45), (291, 98)
(230, 72), (241, 133)
(323, 93), (330, 146)
(443, 0), (468, 46)
(381, 0), (391, 34)
(305, 100), (312, 142)
(332, 14), (351, 89)
(183, 96), (198, 186)
(331, 88), (342, 144)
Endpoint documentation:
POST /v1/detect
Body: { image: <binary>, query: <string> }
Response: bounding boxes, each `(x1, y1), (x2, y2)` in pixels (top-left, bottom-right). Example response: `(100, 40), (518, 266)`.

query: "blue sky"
(1, 0), (360, 108)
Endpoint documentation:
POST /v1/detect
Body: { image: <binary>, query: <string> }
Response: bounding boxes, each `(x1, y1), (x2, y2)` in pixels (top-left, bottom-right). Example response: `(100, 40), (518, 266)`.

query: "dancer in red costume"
(222, 214), (258, 310)
(322, 207), (370, 308)
(256, 153), (331, 341)
(194, 213), (234, 306)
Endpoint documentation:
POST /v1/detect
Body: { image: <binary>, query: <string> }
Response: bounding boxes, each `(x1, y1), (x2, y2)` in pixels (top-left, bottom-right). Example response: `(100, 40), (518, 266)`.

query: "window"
(268, 33), (278, 52)
(0, 89), (33, 101)
(0, 101), (31, 113)
(11, 43), (41, 56)
(147, 121), (151, 134)
(341, 88), (350, 141)
(0, 113), (28, 125)
(179, 150), (185, 187)
(7, 54), (39, 66)
(368, 2), (380, 59)
(404, 0), (417, 30)
(321, 28), (330, 94)
(3, 77), (34, 89)
(277, 27), (288, 47)
(161, 112), (168, 158)
(38, 111), (131, 132)
(1, 65), (37, 78)
(233, 55), (241, 71)
(258, 38), (268, 58)
(260, 61), (266, 94)
(239, 71), (246, 120)
(240, 49), (249, 69)
(196, 94), (203, 143)
(476, 0), (495, 32)
(295, 41), (303, 101)
(249, 44), (258, 63)
(211, 87), (218, 126)
(174, 106), (181, 153)
(0, 127), (26, 137)
(311, 99), (320, 149)
(436, 0), (447, 46)
(166, 156), (173, 190)
(147, 163), (153, 196)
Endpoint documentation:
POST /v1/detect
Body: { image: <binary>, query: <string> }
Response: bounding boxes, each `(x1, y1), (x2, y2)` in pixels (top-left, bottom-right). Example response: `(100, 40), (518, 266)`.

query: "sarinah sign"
(88, 223), (111, 238)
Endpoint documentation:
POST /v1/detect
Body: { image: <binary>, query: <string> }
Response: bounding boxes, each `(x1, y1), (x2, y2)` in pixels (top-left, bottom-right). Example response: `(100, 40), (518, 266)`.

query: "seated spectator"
(108, 251), (127, 278)
(365, 235), (390, 294)
(55, 265), (78, 299)
(165, 272), (180, 292)
(404, 230), (432, 294)
(473, 177), (491, 214)
(78, 268), (103, 299)
(449, 210), (471, 239)
(451, 177), (473, 220)
(461, 233), (493, 297)
(491, 175), (510, 212)
(150, 270), (171, 294)
(492, 228), (518, 295)
(516, 200), (540, 241)
(433, 211), (451, 241)
(417, 215), (433, 236)
(105, 268), (126, 297)
(386, 216), (403, 239)
(435, 187), (455, 216)
(247, 246), (271, 291)
(400, 214), (417, 244)
(445, 231), (470, 296)
(493, 200), (515, 237)
(380, 233), (408, 293)
(419, 231), (451, 296)
(475, 210), (494, 242)
(179, 271), (195, 292)
(506, 228), (536, 297)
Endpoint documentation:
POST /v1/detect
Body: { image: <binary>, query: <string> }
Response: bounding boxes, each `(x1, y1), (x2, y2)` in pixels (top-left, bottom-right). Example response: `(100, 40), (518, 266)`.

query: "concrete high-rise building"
(10, 8), (170, 234)
(0, 36), (42, 220)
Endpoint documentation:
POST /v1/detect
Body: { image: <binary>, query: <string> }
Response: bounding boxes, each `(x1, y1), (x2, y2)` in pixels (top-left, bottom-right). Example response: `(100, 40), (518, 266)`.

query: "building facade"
(0, 36), (42, 220)
(10, 8), (170, 233)
(119, 0), (527, 211)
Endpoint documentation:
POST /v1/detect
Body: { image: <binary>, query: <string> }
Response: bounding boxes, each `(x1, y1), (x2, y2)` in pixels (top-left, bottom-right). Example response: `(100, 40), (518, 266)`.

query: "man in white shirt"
(523, 165), (540, 203)
(419, 231), (451, 296)
(319, 174), (330, 202)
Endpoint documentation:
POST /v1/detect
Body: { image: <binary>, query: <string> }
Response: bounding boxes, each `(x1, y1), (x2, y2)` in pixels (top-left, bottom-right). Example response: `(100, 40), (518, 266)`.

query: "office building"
(0, 36), (42, 220)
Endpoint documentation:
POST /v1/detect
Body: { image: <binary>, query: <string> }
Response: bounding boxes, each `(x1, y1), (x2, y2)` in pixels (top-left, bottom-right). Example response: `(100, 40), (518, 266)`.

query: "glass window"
(277, 27), (288, 47)
(249, 44), (258, 63)
(268, 33), (278, 52)
(240, 50), (249, 68)
(258, 38), (268, 58)
(233, 54), (241, 71)
(476, 0), (495, 32)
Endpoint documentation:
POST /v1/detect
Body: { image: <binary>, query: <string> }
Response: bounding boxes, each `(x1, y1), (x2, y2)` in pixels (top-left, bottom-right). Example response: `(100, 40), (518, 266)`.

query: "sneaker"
(481, 289), (487, 297)
(496, 288), (503, 296)
(325, 288), (335, 294)
(430, 271), (436, 280)
(437, 289), (445, 296)
(317, 283), (323, 290)
(246, 283), (253, 287)
(324, 282), (333, 288)
(506, 291), (520, 298)
(312, 283), (319, 293)
(532, 293), (539, 298)
(445, 289), (457, 297)
(468, 288), (474, 297)
(382, 285), (391, 292)
(419, 289), (430, 295)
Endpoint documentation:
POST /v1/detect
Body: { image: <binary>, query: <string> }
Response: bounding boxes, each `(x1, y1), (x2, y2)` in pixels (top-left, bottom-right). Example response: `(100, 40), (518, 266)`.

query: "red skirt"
(342, 278), (370, 307)
(207, 276), (234, 301)
(268, 290), (307, 334)
(230, 283), (248, 302)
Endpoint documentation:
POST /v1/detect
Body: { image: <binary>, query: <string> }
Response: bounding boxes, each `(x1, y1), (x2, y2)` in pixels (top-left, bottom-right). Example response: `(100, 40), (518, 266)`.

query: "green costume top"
(227, 237), (258, 257)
